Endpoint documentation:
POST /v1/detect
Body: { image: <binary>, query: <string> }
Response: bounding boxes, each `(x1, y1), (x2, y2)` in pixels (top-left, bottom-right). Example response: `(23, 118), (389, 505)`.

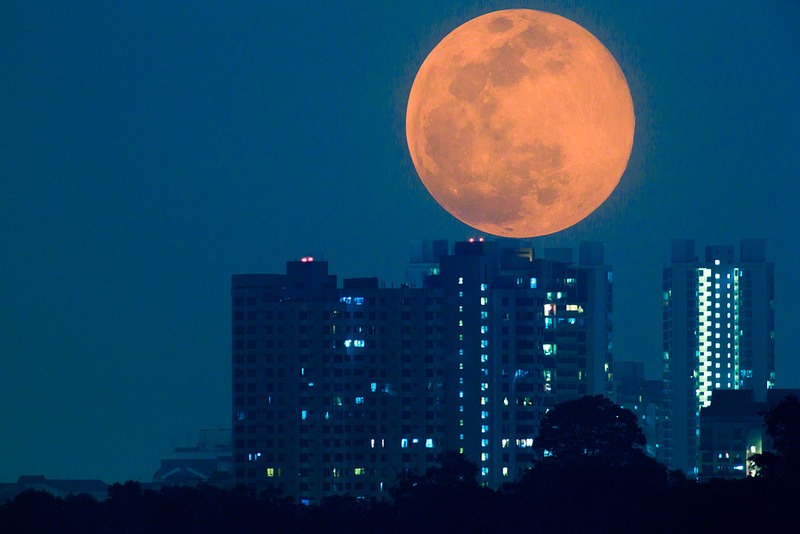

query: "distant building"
(698, 389), (800, 481)
(1, 476), (109, 501)
(660, 239), (775, 476)
(152, 429), (232, 487)
(231, 240), (613, 502)
(613, 361), (661, 457)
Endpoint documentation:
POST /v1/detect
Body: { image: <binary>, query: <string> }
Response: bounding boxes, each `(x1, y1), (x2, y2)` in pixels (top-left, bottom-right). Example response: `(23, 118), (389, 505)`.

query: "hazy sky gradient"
(2, 1), (799, 484)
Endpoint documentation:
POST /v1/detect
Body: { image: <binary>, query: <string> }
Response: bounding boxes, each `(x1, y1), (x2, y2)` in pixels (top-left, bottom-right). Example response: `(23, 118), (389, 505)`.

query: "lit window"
(301, 410), (307, 420)
(530, 277), (537, 288)
(459, 291), (463, 298)
(354, 468), (365, 475)
(370, 382), (377, 392)
(355, 396), (365, 404)
(401, 439), (408, 448)
(481, 339), (488, 348)
(458, 277), (464, 285)
(481, 411), (488, 419)
(459, 320), (464, 327)
(480, 325), (488, 334)
(459, 391), (464, 398)
(481, 439), (489, 447)
(481, 397), (488, 405)
(481, 425), (488, 433)
(481, 383), (488, 391)
(481, 453), (488, 461)
(480, 297), (488, 306)
(481, 467), (489, 476)
(426, 439), (433, 448)
(481, 354), (488, 362)
(481, 283), (487, 291)
(503, 467), (509, 476)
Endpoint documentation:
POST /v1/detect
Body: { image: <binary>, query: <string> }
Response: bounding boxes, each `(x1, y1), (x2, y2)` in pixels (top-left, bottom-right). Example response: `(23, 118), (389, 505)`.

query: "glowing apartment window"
(481, 453), (489, 461)
(481, 354), (488, 362)
(459, 305), (463, 312)
(481, 439), (489, 447)
(502, 439), (510, 448)
(370, 382), (377, 392)
(530, 277), (537, 288)
(301, 410), (307, 420)
(481, 396), (488, 405)
(354, 468), (365, 475)
(459, 320), (464, 327)
(481, 425), (488, 433)
(481, 382), (488, 391)
(480, 325), (488, 334)
(425, 439), (433, 448)
(481, 467), (489, 476)
(481, 411), (488, 419)
(480, 283), (487, 291)
(481, 339), (488, 348)
(401, 438), (408, 448)
(481, 297), (488, 306)
(503, 467), (509, 476)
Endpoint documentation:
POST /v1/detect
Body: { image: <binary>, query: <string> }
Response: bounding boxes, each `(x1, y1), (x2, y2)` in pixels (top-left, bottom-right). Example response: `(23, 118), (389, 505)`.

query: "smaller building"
(152, 429), (232, 488)
(698, 389), (800, 481)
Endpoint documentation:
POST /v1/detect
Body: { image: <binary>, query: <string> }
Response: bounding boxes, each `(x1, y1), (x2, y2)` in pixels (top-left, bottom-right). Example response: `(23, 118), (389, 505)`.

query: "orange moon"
(406, 9), (635, 237)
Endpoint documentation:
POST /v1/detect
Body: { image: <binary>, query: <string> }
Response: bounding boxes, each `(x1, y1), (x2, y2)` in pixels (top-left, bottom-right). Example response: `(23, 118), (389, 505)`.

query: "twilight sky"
(2, 1), (799, 484)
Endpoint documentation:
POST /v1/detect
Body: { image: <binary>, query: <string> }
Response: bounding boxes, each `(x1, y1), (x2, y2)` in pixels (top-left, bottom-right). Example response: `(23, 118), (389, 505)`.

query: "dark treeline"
(3, 396), (798, 533)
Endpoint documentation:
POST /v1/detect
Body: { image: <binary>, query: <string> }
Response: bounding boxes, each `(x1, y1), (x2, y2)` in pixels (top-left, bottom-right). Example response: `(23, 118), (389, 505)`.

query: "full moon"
(406, 9), (634, 237)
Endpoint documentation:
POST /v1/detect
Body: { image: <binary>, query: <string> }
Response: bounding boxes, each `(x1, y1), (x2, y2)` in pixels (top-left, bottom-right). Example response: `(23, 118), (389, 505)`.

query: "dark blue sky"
(2, 1), (798, 484)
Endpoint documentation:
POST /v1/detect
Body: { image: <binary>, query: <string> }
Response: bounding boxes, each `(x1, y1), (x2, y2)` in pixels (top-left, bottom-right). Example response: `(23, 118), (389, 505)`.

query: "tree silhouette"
(750, 395), (800, 480)
(533, 395), (646, 463)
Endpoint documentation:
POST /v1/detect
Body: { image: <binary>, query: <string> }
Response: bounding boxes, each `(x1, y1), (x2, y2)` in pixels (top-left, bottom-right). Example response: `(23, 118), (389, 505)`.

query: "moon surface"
(406, 9), (635, 237)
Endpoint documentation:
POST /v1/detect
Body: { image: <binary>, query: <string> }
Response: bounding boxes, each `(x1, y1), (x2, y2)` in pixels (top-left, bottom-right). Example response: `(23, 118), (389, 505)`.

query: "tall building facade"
(660, 239), (774, 476)
(232, 241), (613, 502)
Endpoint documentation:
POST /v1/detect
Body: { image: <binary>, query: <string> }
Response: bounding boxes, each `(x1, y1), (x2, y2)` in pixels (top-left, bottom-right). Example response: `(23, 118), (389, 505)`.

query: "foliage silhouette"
(533, 394), (646, 463)
(750, 395), (800, 480)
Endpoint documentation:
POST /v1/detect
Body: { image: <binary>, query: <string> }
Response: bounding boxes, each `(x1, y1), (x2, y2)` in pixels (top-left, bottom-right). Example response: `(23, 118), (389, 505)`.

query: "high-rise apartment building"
(231, 241), (613, 502)
(660, 239), (774, 476)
